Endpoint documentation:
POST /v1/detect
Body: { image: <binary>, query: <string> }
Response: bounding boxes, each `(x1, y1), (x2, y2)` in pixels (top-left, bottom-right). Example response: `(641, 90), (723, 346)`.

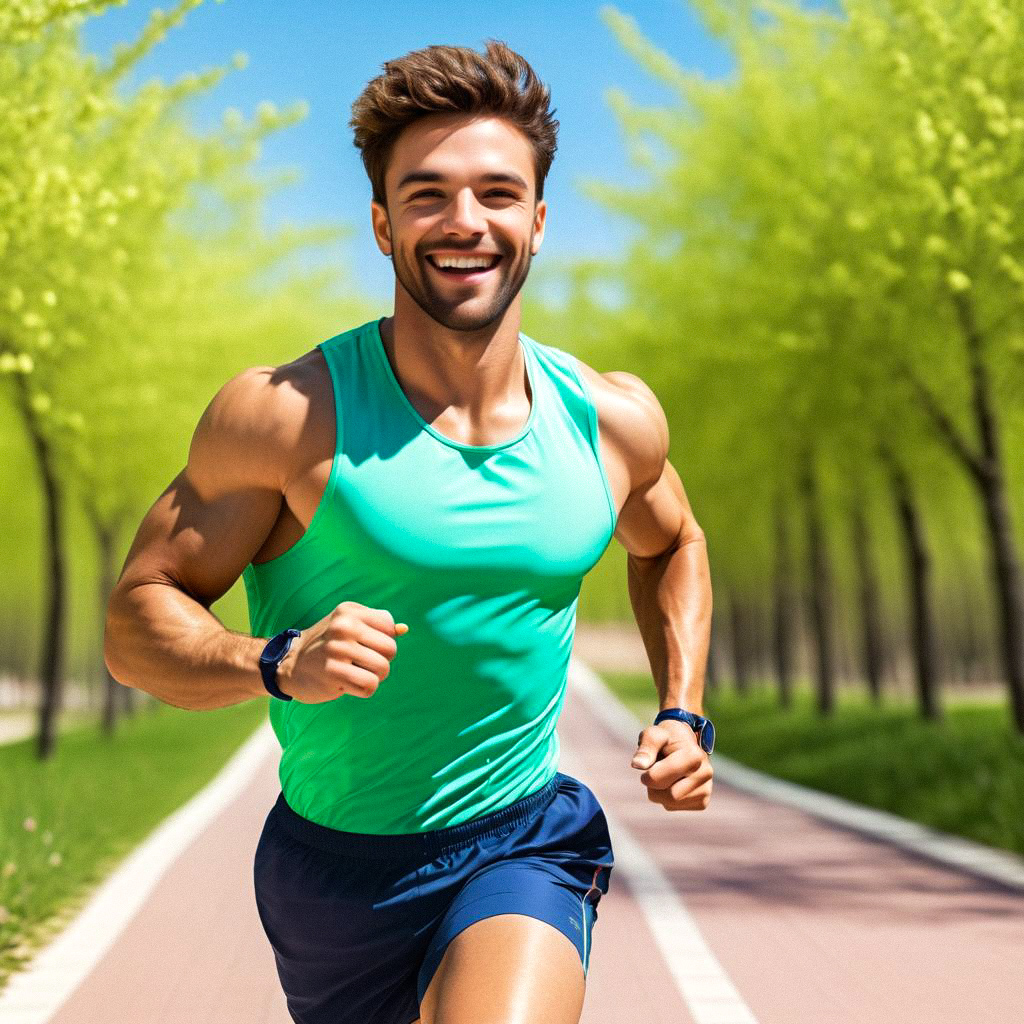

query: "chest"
(254, 342), (629, 567)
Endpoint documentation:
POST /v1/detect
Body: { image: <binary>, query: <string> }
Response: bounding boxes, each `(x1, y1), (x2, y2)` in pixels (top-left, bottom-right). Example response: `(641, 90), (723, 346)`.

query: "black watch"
(259, 628), (300, 701)
(654, 707), (715, 754)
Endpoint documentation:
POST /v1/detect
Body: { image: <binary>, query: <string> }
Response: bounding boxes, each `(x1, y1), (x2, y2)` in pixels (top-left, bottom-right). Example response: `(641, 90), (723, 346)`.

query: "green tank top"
(242, 317), (617, 833)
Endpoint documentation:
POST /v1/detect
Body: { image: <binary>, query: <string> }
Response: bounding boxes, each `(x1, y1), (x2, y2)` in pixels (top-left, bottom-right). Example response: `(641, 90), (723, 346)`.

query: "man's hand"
(277, 601), (408, 704)
(631, 719), (713, 811)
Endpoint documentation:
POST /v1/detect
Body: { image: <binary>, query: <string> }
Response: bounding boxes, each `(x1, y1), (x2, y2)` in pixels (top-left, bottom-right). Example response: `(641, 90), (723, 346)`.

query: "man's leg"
(416, 913), (586, 1024)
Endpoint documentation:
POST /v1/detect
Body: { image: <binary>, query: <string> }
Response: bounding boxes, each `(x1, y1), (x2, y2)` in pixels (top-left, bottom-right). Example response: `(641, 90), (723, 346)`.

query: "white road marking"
(561, 665), (761, 1024)
(0, 720), (278, 1023)
(567, 658), (1024, 892)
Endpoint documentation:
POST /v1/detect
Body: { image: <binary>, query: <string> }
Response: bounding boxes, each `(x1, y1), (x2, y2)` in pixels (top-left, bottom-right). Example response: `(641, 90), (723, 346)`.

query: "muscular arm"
(601, 371), (712, 716)
(104, 366), (293, 711)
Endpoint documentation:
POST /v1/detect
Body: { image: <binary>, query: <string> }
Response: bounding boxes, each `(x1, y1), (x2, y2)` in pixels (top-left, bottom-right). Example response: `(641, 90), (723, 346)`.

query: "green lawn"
(601, 672), (1024, 858)
(0, 698), (268, 989)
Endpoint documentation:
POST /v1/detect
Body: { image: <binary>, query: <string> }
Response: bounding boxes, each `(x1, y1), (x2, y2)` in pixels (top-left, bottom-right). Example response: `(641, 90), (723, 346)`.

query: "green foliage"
(0, 0), (374, 684)
(556, 0), (1024, 673)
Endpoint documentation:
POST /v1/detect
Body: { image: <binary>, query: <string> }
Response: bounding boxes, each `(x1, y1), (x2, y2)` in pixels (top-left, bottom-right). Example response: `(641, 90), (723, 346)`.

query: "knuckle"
(355, 674), (379, 696)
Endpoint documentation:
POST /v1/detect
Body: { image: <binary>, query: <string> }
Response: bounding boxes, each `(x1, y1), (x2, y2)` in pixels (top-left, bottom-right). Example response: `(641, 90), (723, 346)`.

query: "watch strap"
(654, 707), (715, 754)
(260, 628), (300, 701)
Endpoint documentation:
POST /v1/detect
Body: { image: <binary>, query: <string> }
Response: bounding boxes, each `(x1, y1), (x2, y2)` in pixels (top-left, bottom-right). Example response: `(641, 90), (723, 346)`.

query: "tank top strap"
(523, 335), (604, 473)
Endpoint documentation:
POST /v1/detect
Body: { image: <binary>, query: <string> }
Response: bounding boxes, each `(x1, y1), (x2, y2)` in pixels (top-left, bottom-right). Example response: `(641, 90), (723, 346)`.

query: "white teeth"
(432, 255), (497, 270)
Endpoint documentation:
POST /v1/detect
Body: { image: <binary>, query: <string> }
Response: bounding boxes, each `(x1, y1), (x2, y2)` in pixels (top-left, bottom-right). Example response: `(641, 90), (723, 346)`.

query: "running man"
(105, 40), (714, 1024)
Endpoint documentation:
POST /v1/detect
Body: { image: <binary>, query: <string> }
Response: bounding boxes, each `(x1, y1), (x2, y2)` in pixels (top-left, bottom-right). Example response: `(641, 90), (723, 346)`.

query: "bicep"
(602, 372), (702, 558)
(113, 368), (286, 609)
(615, 457), (699, 558)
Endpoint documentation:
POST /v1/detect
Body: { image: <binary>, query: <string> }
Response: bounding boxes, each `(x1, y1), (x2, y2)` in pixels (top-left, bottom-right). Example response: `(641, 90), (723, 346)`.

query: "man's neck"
(380, 292), (527, 417)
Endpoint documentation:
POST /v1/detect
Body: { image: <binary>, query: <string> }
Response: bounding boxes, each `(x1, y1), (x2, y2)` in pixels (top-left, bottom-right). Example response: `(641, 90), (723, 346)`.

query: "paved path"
(0, 712), (34, 746)
(10, 664), (1024, 1024)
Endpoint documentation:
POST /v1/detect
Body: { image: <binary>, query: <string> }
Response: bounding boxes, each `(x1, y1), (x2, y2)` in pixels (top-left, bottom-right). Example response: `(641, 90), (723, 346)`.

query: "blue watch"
(654, 708), (715, 754)
(259, 628), (300, 701)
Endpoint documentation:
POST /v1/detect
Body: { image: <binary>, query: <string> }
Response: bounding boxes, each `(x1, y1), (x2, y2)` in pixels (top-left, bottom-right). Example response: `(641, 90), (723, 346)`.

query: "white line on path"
(562, 666), (761, 1024)
(566, 658), (1024, 893)
(0, 721), (279, 1024)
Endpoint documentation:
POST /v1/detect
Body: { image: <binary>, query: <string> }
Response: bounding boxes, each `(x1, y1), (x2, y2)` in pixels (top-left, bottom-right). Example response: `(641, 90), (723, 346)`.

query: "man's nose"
(441, 188), (486, 235)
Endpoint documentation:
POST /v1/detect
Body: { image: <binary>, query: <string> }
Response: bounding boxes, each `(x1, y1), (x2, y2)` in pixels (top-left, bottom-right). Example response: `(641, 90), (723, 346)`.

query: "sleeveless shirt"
(241, 317), (617, 833)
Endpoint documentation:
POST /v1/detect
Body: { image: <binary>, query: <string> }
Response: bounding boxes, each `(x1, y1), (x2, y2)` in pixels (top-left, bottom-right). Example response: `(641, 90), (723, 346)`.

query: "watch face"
(261, 633), (288, 664)
(702, 720), (715, 754)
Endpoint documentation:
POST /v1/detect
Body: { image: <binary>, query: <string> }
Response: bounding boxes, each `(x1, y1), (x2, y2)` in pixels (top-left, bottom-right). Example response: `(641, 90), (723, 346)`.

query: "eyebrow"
(396, 170), (530, 192)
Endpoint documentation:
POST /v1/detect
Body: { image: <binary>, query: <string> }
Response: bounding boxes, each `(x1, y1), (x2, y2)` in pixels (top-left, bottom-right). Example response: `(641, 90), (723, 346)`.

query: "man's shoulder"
(571, 354), (669, 493)
(190, 347), (334, 492)
(215, 348), (327, 434)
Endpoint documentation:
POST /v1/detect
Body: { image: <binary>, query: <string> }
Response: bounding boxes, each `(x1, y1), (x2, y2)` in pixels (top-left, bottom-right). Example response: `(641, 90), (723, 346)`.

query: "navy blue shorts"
(253, 771), (614, 1024)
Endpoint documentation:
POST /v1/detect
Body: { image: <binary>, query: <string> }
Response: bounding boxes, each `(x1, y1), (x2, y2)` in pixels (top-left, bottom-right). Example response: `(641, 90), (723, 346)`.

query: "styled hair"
(350, 40), (559, 206)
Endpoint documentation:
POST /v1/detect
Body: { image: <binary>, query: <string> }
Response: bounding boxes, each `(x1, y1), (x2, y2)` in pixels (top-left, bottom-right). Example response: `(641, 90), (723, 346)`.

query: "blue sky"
(83, 1), (737, 303)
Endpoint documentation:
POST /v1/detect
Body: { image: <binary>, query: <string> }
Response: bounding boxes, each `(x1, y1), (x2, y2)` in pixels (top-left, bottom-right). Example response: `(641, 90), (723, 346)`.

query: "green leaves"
(569, 0), (1024, 606)
(0, 0), (371, 717)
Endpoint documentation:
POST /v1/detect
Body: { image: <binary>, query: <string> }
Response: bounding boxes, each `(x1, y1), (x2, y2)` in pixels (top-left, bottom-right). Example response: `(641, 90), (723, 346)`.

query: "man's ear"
(530, 198), (547, 255)
(371, 200), (392, 256)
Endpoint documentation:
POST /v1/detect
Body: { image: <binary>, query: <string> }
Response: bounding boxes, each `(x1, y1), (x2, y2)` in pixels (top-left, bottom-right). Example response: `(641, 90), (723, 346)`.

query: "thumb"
(631, 733), (658, 769)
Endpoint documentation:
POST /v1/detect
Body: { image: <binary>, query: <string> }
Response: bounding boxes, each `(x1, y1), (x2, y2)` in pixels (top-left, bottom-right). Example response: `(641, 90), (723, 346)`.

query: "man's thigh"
(418, 913), (585, 1024)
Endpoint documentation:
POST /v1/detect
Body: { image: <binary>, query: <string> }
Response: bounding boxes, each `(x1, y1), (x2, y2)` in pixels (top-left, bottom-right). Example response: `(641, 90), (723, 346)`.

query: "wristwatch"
(259, 628), (301, 701)
(654, 708), (715, 754)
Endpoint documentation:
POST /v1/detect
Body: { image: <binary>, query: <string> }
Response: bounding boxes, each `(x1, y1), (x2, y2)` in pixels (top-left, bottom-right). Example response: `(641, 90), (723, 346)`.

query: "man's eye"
(409, 189), (520, 200)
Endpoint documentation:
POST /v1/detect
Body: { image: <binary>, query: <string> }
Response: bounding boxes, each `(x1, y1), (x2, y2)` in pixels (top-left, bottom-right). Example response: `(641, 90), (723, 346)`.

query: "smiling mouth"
(425, 254), (503, 279)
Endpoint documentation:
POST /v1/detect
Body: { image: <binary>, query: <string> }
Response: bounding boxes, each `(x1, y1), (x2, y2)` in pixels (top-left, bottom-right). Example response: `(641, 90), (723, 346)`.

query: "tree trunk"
(729, 593), (750, 695)
(879, 443), (941, 721)
(899, 292), (1024, 731)
(850, 499), (885, 704)
(13, 378), (68, 761)
(955, 296), (1024, 731)
(799, 448), (836, 716)
(957, 589), (984, 688)
(705, 615), (719, 692)
(81, 495), (137, 724)
(95, 520), (120, 736)
(772, 493), (796, 709)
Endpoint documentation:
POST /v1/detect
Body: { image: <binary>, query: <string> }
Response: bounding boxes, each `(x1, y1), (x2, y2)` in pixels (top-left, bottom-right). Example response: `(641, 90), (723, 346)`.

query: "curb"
(567, 657), (1024, 893)
(0, 719), (278, 1024)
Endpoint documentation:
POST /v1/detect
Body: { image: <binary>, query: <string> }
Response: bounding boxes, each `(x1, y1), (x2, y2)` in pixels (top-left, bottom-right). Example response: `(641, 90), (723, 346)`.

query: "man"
(105, 39), (713, 1024)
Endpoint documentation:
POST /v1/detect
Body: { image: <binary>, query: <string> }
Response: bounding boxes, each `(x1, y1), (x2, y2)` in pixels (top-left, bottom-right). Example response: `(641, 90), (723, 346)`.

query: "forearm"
(627, 533), (712, 715)
(104, 581), (268, 711)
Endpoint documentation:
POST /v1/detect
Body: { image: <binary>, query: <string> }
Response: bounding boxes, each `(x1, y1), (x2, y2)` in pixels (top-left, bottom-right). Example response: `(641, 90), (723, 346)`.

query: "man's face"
(371, 114), (547, 332)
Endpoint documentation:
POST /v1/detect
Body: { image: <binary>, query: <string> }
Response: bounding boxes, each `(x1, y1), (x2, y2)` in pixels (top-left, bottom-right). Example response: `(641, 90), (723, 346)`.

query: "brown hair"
(350, 40), (559, 206)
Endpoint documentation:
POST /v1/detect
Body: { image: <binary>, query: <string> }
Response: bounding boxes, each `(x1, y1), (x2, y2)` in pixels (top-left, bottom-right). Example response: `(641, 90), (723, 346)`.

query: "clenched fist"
(276, 601), (408, 703)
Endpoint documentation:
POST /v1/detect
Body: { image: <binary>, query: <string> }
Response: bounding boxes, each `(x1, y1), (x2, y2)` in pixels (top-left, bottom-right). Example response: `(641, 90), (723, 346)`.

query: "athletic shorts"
(253, 771), (615, 1024)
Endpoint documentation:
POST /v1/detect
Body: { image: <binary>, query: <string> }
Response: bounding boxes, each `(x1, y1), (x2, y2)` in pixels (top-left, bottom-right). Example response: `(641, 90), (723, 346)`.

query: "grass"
(600, 671), (1024, 858)
(0, 698), (268, 990)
